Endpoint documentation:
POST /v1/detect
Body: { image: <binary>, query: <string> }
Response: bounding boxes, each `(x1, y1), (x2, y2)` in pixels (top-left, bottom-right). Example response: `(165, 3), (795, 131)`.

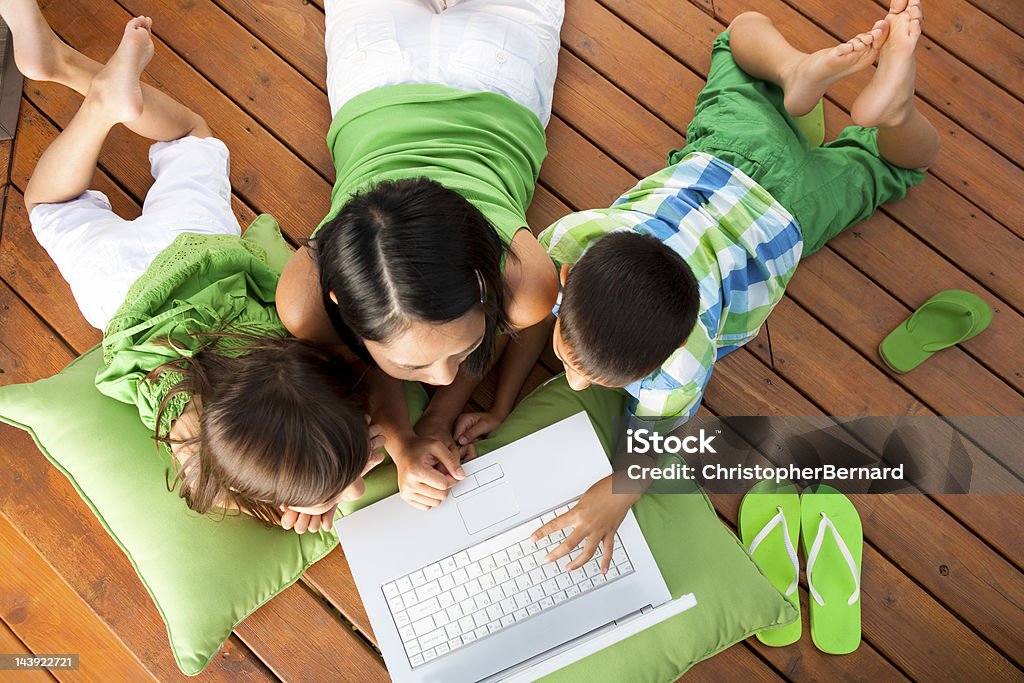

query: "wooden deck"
(1, 0), (1023, 680)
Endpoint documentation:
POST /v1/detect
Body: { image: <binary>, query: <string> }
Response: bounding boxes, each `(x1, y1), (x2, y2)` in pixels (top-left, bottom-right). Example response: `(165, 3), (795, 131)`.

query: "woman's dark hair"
(311, 178), (513, 376)
(150, 334), (369, 526)
(559, 232), (700, 386)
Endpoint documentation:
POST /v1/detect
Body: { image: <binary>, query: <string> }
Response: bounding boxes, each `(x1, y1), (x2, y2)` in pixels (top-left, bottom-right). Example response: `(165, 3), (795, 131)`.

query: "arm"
(530, 428), (660, 573)
(365, 367), (468, 511)
(454, 314), (554, 445)
(532, 382), (708, 572)
(450, 229), (560, 444)
(276, 246), (345, 346)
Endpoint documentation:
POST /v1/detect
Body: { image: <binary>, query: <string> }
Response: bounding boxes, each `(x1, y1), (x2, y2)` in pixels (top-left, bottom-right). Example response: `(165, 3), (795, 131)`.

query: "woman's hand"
(416, 415), (479, 462)
(530, 475), (643, 572)
(391, 430), (468, 511)
(367, 416), (386, 455)
(453, 410), (507, 446)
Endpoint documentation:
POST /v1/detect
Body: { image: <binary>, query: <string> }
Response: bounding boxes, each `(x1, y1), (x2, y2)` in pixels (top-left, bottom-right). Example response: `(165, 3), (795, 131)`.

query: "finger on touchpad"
(457, 484), (519, 534)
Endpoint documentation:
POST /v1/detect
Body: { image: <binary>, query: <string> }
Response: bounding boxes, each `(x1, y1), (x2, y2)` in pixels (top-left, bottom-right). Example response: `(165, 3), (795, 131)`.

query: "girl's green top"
(95, 228), (286, 435)
(314, 84), (548, 250)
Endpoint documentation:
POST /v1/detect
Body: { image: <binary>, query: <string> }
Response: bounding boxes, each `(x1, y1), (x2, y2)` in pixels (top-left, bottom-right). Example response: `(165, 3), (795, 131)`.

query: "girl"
(276, 0), (564, 511)
(5, 2), (381, 533)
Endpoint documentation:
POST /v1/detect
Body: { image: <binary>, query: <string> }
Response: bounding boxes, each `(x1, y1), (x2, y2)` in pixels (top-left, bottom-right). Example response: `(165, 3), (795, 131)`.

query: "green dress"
(315, 84), (549, 248)
(94, 229), (286, 435)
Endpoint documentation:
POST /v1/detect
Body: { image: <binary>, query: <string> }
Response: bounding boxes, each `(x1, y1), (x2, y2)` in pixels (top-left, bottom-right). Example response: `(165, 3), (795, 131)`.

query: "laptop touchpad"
(457, 484), (520, 535)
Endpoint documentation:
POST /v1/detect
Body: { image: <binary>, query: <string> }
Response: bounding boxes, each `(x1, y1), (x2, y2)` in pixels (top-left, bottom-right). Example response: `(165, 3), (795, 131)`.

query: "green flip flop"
(879, 289), (992, 373)
(800, 485), (862, 655)
(739, 480), (802, 646)
(793, 99), (825, 148)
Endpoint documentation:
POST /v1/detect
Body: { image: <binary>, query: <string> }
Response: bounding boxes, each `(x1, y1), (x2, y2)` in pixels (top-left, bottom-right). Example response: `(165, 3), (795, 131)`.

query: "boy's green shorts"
(669, 31), (926, 256)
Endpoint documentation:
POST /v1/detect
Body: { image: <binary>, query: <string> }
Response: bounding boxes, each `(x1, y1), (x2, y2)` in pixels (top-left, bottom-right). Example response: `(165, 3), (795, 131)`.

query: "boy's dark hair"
(559, 232), (700, 386)
(151, 334), (368, 526)
(312, 177), (513, 376)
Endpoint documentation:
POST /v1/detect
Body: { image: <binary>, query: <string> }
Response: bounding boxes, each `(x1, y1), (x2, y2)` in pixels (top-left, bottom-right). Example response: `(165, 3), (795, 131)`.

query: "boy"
(530, 3), (938, 570)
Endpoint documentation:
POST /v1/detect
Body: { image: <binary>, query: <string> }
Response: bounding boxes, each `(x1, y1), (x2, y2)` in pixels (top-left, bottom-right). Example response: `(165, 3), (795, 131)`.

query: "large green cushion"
(0, 348), (336, 675)
(350, 376), (797, 680)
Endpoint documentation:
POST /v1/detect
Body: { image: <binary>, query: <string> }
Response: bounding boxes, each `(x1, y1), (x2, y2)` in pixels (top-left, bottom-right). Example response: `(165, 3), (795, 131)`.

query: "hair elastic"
(475, 269), (487, 304)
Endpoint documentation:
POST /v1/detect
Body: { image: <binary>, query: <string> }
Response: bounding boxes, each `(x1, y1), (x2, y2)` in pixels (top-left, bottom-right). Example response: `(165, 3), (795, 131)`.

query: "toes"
(889, 0), (909, 13)
(835, 42), (854, 56)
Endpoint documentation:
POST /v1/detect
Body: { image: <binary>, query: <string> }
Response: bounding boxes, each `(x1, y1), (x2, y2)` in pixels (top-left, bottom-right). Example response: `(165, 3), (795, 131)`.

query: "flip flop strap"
(747, 506), (800, 597)
(806, 512), (860, 607)
(908, 303), (977, 352)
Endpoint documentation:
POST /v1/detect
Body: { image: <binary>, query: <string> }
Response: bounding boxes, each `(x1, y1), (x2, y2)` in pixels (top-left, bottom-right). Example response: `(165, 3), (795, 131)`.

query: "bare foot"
(0, 0), (76, 81)
(888, 0), (910, 14)
(851, 0), (922, 127)
(84, 17), (153, 124)
(781, 20), (889, 117)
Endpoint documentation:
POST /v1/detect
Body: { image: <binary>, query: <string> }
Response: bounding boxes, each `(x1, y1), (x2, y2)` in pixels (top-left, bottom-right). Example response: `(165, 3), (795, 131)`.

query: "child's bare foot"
(851, 0), (922, 127)
(84, 17), (153, 124)
(0, 0), (75, 81)
(781, 20), (889, 117)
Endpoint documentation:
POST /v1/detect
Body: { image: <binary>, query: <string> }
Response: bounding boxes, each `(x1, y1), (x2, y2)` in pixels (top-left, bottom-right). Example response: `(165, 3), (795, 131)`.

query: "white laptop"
(336, 413), (697, 682)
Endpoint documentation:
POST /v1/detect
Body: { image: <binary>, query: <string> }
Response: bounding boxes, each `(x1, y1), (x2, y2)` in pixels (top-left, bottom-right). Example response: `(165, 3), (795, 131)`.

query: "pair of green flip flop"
(880, 289), (992, 373)
(739, 481), (862, 654)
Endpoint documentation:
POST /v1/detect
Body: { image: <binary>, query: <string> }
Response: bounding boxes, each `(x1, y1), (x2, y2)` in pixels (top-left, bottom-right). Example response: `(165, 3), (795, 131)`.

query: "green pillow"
(0, 349), (333, 675)
(351, 376), (797, 680)
(0, 216), (430, 676)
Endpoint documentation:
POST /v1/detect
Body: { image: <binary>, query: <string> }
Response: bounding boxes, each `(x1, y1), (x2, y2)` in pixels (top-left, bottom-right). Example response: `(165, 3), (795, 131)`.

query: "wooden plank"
(301, 552), (377, 645)
(704, 351), (1022, 681)
(10, 99), (139, 218)
(0, 514), (156, 682)
(828, 212), (1024, 395)
(0, 617), (57, 683)
(730, 0), (1024, 172)
(553, 49), (678, 178)
(681, 646), (784, 683)
(38, 0), (331, 241)
(213, 0), (329, 87)
(0, 192), (100, 351)
(0, 284), (272, 682)
(116, 0), (333, 177)
(867, 0), (1024, 101)
(593, 0), (1024, 238)
(234, 581), (389, 683)
(875, 178), (1024, 314)
(967, 0), (1024, 36)
(784, 250), (1024, 451)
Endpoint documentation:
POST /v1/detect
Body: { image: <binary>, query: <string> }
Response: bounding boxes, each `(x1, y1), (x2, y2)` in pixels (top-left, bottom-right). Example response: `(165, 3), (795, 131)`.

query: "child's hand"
(530, 476), (643, 573)
(279, 504), (339, 534)
(392, 432), (467, 511)
(453, 410), (506, 446)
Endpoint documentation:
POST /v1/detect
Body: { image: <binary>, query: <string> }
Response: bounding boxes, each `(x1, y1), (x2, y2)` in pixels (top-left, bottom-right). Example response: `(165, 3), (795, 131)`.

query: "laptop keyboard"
(381, 499), (635, 668)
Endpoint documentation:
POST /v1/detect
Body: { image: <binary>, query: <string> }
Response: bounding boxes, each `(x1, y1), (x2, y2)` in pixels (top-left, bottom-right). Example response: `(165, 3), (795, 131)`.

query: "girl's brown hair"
(150, 334), (369, 526)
